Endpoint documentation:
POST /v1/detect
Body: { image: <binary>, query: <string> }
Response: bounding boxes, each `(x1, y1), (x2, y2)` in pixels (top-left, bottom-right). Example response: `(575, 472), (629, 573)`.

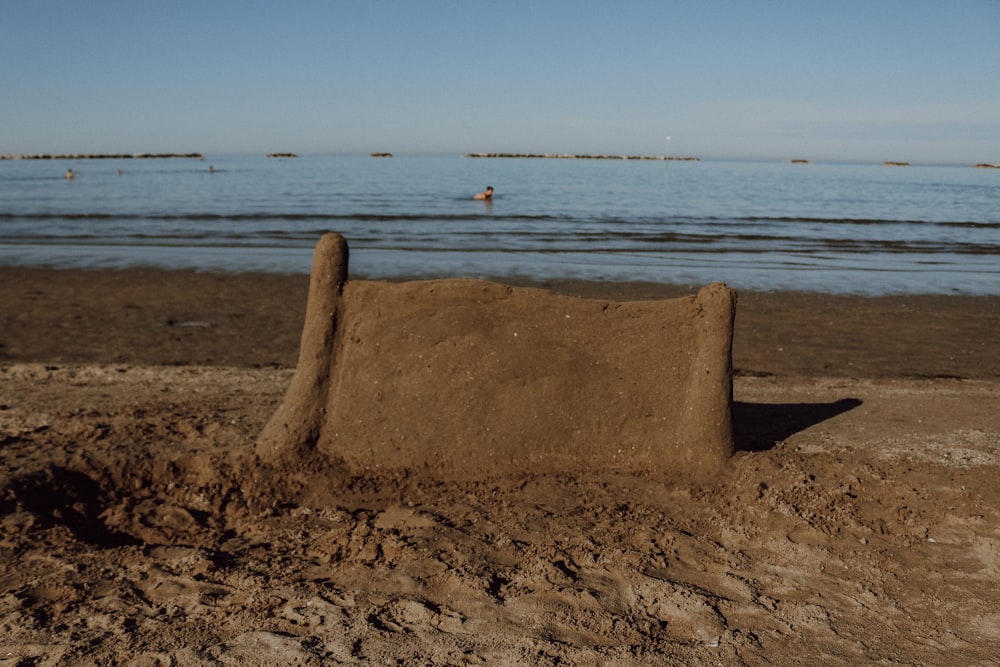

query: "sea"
(1, 154), (997, 295)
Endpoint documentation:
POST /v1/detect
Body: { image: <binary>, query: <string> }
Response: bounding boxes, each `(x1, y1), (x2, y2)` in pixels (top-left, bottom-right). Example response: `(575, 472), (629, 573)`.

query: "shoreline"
(2, 265), (997, 379)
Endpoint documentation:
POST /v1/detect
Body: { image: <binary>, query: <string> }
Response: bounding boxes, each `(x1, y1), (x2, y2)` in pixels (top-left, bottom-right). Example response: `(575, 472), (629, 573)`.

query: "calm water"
(1, 154), (997, 294)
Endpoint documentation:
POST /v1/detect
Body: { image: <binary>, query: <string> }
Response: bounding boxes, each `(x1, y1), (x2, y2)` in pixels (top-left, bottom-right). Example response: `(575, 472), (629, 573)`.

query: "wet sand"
(2, 266), (997, 379)
(1, 267), (999, 664)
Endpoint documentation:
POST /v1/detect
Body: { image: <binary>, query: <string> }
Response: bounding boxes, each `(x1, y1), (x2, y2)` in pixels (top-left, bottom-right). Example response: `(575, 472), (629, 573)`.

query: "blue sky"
(2, 1), (998, 163)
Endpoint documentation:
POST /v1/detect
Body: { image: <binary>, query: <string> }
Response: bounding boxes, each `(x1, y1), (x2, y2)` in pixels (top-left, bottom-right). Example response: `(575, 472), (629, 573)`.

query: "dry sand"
(1, 267), (999, 665)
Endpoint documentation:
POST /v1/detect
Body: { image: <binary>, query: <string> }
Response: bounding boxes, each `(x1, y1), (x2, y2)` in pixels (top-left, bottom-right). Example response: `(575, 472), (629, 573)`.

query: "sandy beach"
(2, 266), (999, 665)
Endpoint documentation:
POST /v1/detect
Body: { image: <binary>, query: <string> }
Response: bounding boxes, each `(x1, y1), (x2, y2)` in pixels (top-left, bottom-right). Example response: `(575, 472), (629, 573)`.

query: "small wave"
(937, 221), (1000, 229)
(0, 211), (558, 223)
(740, 215), (999, 229)
(1, 211), (995, 231)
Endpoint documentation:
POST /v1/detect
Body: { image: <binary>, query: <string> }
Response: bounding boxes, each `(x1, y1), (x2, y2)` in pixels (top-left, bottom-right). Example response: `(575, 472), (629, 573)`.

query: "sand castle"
(258, 233), (736, 479)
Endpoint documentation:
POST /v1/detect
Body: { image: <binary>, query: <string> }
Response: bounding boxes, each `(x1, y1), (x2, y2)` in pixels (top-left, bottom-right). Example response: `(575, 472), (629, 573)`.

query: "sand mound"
(258, 233), (736, 479)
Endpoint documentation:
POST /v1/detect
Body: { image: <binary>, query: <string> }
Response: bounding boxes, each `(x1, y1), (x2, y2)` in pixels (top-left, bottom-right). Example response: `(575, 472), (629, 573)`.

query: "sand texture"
(1, 260), (1000, 665)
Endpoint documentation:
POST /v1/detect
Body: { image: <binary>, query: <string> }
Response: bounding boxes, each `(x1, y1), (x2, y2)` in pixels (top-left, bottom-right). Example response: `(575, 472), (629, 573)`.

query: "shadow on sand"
(733, 398), (862, 452)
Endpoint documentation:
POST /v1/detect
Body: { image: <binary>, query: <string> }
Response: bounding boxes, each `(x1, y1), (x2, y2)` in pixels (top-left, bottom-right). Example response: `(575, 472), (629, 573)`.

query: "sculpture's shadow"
(733, 398), (862, 452)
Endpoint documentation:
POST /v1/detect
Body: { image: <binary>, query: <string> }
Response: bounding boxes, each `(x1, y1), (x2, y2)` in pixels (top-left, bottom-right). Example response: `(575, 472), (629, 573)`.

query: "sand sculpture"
(258, 233), (737, 479)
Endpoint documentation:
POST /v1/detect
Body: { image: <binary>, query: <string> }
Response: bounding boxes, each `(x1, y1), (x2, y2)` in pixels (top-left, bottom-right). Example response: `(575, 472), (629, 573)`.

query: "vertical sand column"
(256, 233), (348, 462)
(677, 282), (736, 475)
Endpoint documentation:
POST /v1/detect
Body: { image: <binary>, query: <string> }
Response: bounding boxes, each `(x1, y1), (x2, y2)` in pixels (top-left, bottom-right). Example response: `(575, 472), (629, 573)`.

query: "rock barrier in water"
(1, 153), (203, 160)
(465, 152), (699, 161)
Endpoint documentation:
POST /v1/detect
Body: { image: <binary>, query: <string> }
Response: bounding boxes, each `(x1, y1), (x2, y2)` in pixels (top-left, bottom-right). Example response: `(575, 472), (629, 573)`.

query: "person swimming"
(473, 186), (493, 200)
(65, 169), (74, 181)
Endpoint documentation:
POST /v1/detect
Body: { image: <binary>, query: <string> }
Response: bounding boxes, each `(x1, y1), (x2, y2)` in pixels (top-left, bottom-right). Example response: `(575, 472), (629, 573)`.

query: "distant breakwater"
(465, 152), (699, 161)
(1, 153), (204, 160)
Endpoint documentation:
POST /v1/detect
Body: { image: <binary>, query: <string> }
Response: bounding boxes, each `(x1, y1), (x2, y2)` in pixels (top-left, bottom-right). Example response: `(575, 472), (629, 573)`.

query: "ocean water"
(0, 154), (997, 294)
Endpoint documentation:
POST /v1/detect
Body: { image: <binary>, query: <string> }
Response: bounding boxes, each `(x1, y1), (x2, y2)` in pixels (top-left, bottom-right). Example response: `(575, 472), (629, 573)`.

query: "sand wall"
(257, 233), (736, 479)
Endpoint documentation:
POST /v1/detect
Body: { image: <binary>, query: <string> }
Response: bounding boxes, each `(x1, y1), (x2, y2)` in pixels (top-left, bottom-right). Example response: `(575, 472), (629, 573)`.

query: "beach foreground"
(2, 268), (999, 664)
